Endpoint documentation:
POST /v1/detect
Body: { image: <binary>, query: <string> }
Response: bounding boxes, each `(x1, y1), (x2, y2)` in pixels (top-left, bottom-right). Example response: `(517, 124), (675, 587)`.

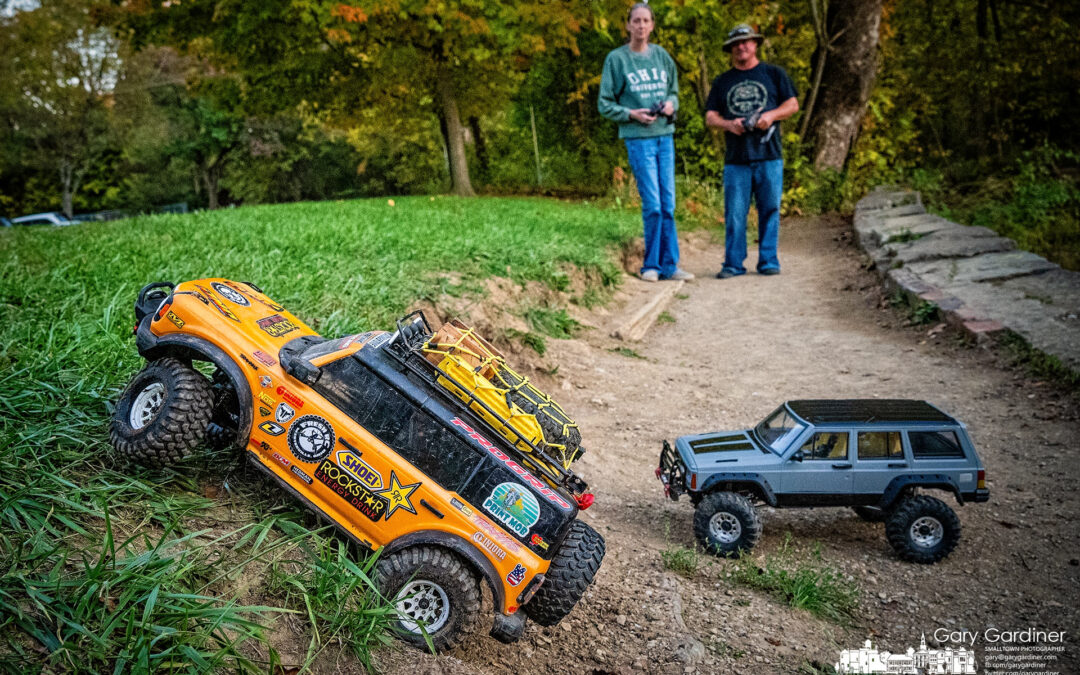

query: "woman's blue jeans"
(722, 159), (784, 275)
(625, 135), (679, 278)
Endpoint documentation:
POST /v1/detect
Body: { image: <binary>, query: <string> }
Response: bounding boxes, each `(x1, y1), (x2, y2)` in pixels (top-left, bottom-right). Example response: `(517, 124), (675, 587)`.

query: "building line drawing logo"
(836, 635), (976, 674)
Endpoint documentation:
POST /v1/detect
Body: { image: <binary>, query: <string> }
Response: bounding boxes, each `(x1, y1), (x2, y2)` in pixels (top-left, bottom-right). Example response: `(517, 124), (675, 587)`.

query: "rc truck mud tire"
(110, 357), (213, 468)
(376, 546), (482, 652)
(852, 506), (889, 523)
(526, 520), (605, 626)
(694, 491), (762, 557)
(204, 368), (240, 450)
(885, 495), (961, 564)
(497, 368), (582, 459)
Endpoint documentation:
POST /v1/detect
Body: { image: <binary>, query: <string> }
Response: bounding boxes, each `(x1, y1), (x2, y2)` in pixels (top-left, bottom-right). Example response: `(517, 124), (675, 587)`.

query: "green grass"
(660, 544), (701, 578)
(730, 535), (859, 624)
(607, 346), (646, 360)
(0, 195), (640, 671)
(657, 311), (676, 324)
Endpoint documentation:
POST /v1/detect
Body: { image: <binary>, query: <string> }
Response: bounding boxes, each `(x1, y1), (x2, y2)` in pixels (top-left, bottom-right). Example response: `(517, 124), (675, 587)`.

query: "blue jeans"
(625, 135), (679, 278)
(722, 159), (783, 275)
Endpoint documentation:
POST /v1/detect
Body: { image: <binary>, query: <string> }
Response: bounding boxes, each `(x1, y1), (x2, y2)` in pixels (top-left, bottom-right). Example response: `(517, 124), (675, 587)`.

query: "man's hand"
(629, 108), (657, 124)
(756, 110), (774, 131)
(706, 110), (745, 135)
(661, 101), (674, 117)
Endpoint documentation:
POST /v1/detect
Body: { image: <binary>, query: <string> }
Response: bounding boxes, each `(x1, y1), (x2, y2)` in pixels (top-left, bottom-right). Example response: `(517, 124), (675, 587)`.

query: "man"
(598, 3), (693, 283)
(705, 24), (799, 278)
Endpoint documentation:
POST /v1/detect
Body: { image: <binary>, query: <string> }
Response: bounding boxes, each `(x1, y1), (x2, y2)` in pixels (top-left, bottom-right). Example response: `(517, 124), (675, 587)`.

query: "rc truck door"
(779, 430), (854, 505)
(851, 430), (907, 503)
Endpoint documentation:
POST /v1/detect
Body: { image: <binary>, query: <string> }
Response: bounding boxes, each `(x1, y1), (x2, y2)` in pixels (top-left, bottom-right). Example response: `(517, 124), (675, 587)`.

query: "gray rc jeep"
(657, 400), (989, 564)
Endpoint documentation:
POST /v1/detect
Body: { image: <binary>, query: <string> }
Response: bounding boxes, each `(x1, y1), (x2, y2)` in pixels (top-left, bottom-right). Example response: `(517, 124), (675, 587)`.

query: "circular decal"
(483, 482), (540, 537)
(287, 415), (335, 463)
(727, 80), (767, 116)
(212, 282), (250, 307)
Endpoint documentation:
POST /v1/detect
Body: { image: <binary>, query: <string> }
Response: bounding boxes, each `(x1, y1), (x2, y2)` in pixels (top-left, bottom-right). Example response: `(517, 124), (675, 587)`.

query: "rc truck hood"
(675, 430), (775, 470)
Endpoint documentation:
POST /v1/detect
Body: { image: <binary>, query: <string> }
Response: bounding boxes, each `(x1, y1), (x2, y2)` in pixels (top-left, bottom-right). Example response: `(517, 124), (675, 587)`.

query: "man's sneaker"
(716, 270), (737, 279)
(641, 270), (659, 282)
(669, 269), (695, 281)
(759, 268), (780, 276)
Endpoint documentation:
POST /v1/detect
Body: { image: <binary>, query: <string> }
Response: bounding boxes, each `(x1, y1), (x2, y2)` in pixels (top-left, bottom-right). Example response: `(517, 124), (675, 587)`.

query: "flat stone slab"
(855, 188), (922, 212)
(868, 213), (964, 246)
(907, 251), (1059, 285)
(885, 228), (1015, 264)
(855, 189), (1080, 374)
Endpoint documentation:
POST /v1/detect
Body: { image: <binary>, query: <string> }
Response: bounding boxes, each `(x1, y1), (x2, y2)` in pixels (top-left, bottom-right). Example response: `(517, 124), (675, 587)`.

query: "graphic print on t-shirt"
(727, 80), (767, 116)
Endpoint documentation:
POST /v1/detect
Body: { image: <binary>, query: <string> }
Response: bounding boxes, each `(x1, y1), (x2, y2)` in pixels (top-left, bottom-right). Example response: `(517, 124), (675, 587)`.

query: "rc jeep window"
(857, 431), (903, 460)
(316, 356), (481, 490)
(909, 430), (965, 459)
(754, 406), (807, 453)
(799, 431), (849, 460)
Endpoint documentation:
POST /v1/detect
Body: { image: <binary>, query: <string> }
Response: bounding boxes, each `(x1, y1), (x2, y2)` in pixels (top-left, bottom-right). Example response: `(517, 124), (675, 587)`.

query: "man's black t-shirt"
(705, 63), (797, 165)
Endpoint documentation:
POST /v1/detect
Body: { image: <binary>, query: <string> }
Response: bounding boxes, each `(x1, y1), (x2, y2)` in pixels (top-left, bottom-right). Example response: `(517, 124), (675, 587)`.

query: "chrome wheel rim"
(129, 382), (166, 430)
(395, 580), (450, 634)
(910, 516), (944, 548)
(709, 512), (742, 544)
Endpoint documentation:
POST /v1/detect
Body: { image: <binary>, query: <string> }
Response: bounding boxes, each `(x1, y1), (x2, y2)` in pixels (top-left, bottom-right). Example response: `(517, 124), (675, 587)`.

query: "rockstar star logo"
(376, 471), (420, 520)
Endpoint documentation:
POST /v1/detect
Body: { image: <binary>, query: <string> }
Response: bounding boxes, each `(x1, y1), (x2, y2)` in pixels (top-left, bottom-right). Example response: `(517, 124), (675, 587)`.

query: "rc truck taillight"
(977, 470), (986, 489)
(690, 472), (697, 490)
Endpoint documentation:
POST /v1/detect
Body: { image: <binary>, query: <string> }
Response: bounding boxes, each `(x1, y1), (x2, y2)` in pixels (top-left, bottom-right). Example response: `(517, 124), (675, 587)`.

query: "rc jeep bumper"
(657, 440), (687, 501)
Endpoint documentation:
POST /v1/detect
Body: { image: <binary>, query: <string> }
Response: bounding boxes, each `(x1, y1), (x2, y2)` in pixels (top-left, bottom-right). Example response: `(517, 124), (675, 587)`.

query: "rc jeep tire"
(694, 491), (762, 557)
(885, 495), (961, 564)
(377, 546), (482, 652)
(110, 357), (213, 468)
(526, 520), (605, 626)
(852, 506), (889, 523)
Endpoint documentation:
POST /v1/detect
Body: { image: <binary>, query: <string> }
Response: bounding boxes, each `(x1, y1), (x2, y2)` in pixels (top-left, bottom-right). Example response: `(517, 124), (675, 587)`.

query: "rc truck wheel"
(885, 495), (961, 564)
(376, 546), (481, 652)
(526, 520), (605, 626)
(204, 368), (240, 450)
(852, 506), (888, 523)
(694, 492), (762, 557)
(110, 358), (213, 468)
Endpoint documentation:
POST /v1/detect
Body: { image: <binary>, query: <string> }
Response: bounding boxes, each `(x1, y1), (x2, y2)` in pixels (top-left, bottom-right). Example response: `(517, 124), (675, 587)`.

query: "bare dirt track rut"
(373, 215), (1080, 674)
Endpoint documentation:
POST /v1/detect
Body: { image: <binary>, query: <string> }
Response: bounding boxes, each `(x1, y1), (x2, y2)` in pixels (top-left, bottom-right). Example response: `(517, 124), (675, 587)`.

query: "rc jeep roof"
(110, 279), (605, 651)
(658, 399), (989, 563)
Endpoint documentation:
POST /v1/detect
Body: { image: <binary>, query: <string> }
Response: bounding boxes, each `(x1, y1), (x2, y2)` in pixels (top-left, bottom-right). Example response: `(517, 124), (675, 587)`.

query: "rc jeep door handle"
(831, 463), (852, 469)
(889, 463), (908, 468)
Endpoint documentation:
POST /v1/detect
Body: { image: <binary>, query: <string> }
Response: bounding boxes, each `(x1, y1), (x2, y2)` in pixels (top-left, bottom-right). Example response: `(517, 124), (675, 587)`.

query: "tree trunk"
(202, 161), (221, 210)
(469, 116), (488, 177)
(60, 160), (75, 218)
(804, 0), (884, 171)
(435, 65), (474, 197)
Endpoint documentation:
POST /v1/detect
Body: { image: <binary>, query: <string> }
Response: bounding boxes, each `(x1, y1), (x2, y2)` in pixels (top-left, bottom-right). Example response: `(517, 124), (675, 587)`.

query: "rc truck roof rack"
(385, 311), (587, 496)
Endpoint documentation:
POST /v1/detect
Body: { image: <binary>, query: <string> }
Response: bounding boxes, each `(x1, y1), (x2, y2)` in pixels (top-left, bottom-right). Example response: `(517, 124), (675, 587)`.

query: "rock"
(617, 614), (627, 626)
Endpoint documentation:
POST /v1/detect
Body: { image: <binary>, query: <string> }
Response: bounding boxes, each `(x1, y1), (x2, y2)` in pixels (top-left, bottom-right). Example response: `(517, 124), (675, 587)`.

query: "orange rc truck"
(110, 279), (605, 650)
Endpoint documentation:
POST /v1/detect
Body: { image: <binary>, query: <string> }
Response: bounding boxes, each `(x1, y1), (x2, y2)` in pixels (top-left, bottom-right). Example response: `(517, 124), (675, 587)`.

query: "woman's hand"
(629, 108), (657, 125)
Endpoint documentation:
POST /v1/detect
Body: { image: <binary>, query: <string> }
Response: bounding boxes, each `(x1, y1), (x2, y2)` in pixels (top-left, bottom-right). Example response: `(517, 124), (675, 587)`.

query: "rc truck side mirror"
(791, 450), (804, 462)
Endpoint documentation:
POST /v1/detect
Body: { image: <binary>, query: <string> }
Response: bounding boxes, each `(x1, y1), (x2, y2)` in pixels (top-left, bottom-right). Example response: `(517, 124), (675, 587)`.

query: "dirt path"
(376, 215), (1080, 674)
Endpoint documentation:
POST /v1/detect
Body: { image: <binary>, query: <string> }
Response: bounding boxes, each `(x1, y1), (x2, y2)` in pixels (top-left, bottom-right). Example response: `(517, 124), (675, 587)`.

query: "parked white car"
(10, 212), (75, 226)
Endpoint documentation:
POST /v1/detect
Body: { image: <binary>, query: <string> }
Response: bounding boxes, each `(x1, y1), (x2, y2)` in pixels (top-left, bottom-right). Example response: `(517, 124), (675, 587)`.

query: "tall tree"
(121, 0), (587, 197)
(803, 0), (884, 171)
(1, 0), (118, 216)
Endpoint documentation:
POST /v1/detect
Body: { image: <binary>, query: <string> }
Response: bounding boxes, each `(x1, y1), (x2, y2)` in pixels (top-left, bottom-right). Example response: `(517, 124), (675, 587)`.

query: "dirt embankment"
(373, 215), (1080, 674)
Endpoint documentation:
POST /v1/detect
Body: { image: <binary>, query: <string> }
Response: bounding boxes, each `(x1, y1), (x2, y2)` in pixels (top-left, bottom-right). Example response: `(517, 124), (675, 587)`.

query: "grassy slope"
(0, 196), (638, 673)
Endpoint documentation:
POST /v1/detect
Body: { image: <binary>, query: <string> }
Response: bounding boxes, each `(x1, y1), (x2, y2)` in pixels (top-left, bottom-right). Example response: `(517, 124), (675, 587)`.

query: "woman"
(598, 3), (692, 282)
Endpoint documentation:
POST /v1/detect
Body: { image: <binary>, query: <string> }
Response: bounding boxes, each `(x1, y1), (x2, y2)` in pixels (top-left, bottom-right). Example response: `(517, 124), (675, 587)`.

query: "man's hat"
(722, 24), (764, 52)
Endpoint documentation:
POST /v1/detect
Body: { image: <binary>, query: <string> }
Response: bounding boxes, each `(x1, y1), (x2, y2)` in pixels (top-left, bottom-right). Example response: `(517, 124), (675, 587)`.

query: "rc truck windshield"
(753, 406), (805, 454)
